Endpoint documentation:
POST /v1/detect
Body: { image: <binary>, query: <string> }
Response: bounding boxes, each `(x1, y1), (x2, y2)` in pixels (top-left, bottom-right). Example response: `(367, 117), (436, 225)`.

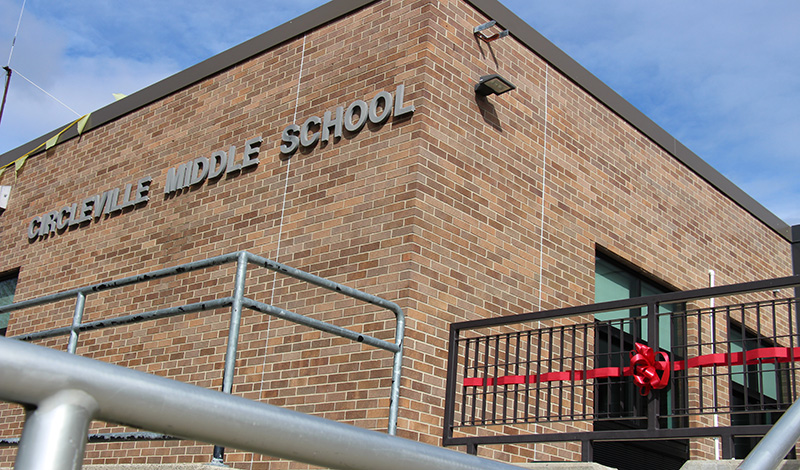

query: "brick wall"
(0, 0), (792, 467)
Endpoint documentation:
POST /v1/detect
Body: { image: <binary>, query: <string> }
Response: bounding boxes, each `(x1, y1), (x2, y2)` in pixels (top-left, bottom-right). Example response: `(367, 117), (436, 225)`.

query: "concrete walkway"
(7, 460), (800, 469)
(680, 461), (800, 469)
(515, 464), (614, 469)
(5, 463), (614, 470)
(2, 466), (227, 470)
(81, 466), (228, 470)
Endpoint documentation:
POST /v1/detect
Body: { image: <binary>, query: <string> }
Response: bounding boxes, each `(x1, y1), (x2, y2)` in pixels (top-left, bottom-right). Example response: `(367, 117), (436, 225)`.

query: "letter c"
(300, 116), (321, 147)
(28, 216), (42, 240)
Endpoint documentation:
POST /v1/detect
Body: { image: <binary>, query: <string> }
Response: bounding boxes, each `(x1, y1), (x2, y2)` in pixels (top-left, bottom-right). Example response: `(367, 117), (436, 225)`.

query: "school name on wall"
(25, 137), (262, 242)
(26, 84), (414, 242)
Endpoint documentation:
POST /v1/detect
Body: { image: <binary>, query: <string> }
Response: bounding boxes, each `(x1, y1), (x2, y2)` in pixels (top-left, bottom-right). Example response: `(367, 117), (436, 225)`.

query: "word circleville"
(280, 84), (415, 155)
(28, 177), (152, 241)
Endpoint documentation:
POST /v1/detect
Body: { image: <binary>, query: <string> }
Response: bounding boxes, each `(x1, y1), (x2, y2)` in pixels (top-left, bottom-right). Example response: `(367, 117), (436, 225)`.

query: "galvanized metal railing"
(0, 251), (405, 464)
(738, 396), (800, 469)
(0, 336), (524, 470)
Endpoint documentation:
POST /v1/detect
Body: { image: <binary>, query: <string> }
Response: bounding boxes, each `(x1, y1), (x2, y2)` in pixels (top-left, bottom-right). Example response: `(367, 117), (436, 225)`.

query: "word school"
(280, 84), (415, 155)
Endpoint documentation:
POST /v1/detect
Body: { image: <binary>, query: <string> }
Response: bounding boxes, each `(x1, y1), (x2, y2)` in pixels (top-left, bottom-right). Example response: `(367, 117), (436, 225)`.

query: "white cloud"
(504, 0), (800, 225)
(0, 1), (178, 150)
(0, 52), (179, 151)
(0, 0), (327, 152)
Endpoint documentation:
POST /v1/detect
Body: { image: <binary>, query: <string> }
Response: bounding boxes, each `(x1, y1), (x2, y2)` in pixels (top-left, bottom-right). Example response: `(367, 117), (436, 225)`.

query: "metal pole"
(0, 338), (522, 470)
(792, 225), (800, 348)
(388, 316), (404, 435)
(14, 389), (98, 470)
(0, 252), (240, 316)
(14, 297), (235, 343)
(647, 300), (659, 431)
(213, 251), (248, 464)
(223, 251), (248, 394)
(442, 324), (460, 445)
(67, 292), (86, 354)
(246, 252), (405, 435)
(737, 396), (800, 470)
(242, 297), (398, 353)
(0, 66), (11, 126)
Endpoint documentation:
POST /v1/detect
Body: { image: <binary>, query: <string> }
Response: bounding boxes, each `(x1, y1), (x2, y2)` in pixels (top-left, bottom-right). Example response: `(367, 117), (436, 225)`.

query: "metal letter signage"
(25, 83), (412, 241)
(280, 84), (415, 156)
(27, 176), (152, 241)
(164, 136), (262, 195)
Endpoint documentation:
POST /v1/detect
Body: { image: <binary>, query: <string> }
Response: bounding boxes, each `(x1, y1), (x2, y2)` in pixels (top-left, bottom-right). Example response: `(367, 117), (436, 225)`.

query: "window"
(595, 255), (679, 349)
(0, 271), (18, 336)
(594, 254), (685, 423)
(592, 253), (688, 470)
(729, 323), (792, 459)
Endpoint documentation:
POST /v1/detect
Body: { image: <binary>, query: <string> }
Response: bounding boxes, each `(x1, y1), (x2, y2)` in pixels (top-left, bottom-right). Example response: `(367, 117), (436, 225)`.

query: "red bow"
(629, 343), (670, 396)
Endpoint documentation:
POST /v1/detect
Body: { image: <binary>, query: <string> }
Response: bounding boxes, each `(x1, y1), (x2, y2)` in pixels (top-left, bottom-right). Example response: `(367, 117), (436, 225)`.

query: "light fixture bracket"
(473, 20), (509, 42)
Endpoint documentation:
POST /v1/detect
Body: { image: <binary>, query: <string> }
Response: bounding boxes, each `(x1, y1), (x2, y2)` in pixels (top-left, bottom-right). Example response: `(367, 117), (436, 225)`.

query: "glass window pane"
(595, 257), (637, 326)
(595, 257), (635, 302)
(0, 274), (18, 332)
(730, 327), (780, 400)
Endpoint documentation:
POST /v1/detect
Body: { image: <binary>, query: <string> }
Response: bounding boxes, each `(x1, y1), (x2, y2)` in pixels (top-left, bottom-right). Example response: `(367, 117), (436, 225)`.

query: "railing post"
(721, 430), (735, 460)
(212, 251), (248, 464)
(388, 328), (403, 435)
(15, 389), (98, 470)
(442, 324), (460, 444)
(791, 225), (800, 347)
(67, 292), (86, 354)
(582, 439), (593, 462)
(647, 300), (659, 431)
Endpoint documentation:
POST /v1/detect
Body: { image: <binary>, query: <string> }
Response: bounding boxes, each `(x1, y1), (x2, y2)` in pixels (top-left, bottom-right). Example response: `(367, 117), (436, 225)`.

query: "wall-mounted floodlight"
(0, 186), (10, 210)
(475, 74), (516, 96)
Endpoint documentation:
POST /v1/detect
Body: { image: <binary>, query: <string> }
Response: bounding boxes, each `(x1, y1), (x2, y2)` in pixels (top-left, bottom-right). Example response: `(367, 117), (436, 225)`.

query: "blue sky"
(1, 0), (798, 225)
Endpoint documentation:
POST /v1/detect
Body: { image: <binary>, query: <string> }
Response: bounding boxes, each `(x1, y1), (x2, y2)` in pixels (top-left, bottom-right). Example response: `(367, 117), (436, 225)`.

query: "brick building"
(0, 0), (797, 469)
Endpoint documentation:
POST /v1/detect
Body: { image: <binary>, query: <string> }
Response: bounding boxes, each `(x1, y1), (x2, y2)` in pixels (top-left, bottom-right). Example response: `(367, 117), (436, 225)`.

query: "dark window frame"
(593, 252), (689, 469)
(0, 269), (19, 337)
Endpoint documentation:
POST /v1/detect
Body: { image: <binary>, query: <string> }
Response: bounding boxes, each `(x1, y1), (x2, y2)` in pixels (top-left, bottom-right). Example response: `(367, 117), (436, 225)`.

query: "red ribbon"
(629, 343), (670, 396)
(464, 346), (800, 389)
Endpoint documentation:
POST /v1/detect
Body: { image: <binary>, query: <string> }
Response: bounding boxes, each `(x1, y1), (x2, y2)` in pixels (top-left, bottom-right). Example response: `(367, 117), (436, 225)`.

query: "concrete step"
(515, 464), (614, 469)
(0, 463), (616, 470)
(1, 465), (228, 470)
(81, 464), (612, 470)
(680, 461), (800, 470)
(7, 460), (800, 470)
(82, 466), (228, 470)
(5, 462), (613, 470)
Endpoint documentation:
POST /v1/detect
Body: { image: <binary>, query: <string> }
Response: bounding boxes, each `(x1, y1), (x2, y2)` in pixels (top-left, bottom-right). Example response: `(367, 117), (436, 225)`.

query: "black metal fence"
(443, 275), (800, 461)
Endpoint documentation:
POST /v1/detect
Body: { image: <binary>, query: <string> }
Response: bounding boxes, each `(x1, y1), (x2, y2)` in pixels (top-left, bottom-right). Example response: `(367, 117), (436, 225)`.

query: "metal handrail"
(0, 337), (521, 470)
(0, 251), (405, 463)
(737, 396), (800, 470)
(449, 275), (800, 331)
(444, 274), (800, 459)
